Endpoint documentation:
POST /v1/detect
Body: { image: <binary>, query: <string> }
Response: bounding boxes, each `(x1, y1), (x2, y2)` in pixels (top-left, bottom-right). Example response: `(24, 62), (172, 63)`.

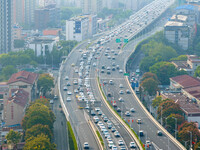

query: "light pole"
(172, 117), (177, 139)
(161, 106), (163, 126)
(188, 131), (192, 150)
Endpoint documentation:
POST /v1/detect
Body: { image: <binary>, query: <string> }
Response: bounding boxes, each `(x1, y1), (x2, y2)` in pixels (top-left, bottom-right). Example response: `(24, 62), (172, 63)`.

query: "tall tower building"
(25, 0), (38, 27)
(82, 0), (102, 14)
(13, 0), (25, 25)
(0, 0), (13, 54)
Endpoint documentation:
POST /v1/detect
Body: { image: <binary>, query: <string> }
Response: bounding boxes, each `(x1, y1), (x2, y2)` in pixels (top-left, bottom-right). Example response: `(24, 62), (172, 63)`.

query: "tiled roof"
(8, 89), (29, 107)
(161, 93), (200, 115)
(7, 71), (38, 85)
(183, 86), (200, 100)
(170, 75), (200, 88)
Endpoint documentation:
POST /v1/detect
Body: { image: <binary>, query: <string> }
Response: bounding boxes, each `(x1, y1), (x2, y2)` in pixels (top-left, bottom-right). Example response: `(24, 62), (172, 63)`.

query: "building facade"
(0, 0), (13, 54)
(13, 0), (25, 25)
(25, 0), (37, 27)
(66, 16), (89, 41)
(82, 0), (102, 14)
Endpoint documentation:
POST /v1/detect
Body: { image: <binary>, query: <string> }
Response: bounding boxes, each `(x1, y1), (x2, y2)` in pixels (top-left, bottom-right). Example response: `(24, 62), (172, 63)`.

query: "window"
(19, 85), (27, 88)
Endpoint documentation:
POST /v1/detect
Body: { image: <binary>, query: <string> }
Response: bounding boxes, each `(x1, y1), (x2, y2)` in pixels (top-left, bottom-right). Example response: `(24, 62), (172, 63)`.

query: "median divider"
(88, 120), (104, 150)
(96, 77), (144, 150)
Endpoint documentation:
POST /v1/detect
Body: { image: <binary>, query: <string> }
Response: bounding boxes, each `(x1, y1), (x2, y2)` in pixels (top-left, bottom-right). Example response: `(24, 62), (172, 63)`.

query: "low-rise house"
(161, 92), (200, 127)
(7, 71), (39, 102)
(3, 89), (29, 127)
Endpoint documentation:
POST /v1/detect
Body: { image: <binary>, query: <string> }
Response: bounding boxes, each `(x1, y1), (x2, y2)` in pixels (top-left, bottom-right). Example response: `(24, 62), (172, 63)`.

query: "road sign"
(116, 39), (121, 43)
(124, 39), (128, 43)
(124, 73), (129, 76)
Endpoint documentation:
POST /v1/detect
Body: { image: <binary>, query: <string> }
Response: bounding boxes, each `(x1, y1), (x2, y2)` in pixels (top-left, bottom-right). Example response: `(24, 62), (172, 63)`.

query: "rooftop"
(165, 21), (184, 27)
(171, 61), (190, 69)
(183, 86), (200, 100)
(7, 71), (38, 85)
(171, 15), (188, 22)
(161, 92), (200, 115)
(175, 5), (197, 11)
(170, 75), (200, 88)
(8, 89), (29, 107)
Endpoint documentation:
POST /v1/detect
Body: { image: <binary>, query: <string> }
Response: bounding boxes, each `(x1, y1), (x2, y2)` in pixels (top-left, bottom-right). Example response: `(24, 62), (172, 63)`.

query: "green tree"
(2, 65), (17, 80)
(22, 103), (55, 131)
(152, 96), (163, 108)
(37, 74), (54, 96)
(157, 100), (184, 119)
(6, 129), (21, 145)
(23, 134), (56, 150)
(140, 78), (158, 96)
(141, 72), (159, 83)
(25, 124), (53, 141)
(139, 56), (157, 72)
(150, 61), (186, 85)
(170, 55), (187, 61)
(194, 66), (200, 77)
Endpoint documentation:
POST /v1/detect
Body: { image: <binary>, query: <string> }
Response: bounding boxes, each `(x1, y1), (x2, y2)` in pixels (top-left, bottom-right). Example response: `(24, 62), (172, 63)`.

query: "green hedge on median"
(67, 121), (78, 150)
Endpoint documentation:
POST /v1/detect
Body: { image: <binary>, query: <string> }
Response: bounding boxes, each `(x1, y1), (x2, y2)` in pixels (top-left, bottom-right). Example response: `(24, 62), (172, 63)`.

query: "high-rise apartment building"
(0, 0), (13, 53)
(102, 0), (119, 9)
(82, 0), (102, 14)
(25, 0), (37, 27)
(13, 0), (25, 25)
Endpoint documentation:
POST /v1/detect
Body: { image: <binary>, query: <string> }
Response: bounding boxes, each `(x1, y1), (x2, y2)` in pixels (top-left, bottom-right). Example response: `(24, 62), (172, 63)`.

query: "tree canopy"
(37, 74), (54, 96)
(23, 134), (56, 150)
(141, 78), (158, 96)
(6, 129), (21, 145)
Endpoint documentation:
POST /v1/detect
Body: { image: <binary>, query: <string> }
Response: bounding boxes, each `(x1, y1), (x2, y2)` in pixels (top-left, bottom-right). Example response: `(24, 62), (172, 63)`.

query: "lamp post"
(188, 131), (192, 150)
(172, 117), (177, 139)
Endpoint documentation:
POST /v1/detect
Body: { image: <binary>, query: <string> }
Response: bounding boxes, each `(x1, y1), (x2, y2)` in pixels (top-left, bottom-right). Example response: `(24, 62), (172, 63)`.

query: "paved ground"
(52, 70), (69, 150)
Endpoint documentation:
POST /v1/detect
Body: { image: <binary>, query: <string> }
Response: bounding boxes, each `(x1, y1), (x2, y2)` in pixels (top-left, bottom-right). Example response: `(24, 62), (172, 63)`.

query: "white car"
(66, 97), (71, 101)
(130, 142), (136, 148)
(67, 91), (72, 95)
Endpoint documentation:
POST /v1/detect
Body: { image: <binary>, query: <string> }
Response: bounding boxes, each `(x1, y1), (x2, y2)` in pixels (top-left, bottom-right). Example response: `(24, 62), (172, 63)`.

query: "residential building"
(0, 82), (9, 104)
(43, 28), (62, 36)
(0, 0), (13, 54)
(66, 16), (89, 41)
(25, 0), (37, 27)
(102, 0), (119, 9)
(34, 4), (60, 30)
(82, 0), (102, 14)
(13, 25), (22, 40)
(3, 89), (29, 127)
(27, 37), (56, 56)
(161, 92), (200, 127)
(85, 15), (97, 37)
(13, 0), (25, 25)
(164, 21), (191, 50)
(7, 71), (39, 102)
(172, 55), (200, 75)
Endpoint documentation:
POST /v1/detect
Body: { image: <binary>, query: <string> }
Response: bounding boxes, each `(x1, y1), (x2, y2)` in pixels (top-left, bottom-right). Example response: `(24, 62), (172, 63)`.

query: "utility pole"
(172, 117), (177, 139)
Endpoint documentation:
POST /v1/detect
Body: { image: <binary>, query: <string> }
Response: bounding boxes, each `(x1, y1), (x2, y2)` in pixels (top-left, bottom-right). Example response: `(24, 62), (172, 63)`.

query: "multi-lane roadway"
(58, 0), (187, 149)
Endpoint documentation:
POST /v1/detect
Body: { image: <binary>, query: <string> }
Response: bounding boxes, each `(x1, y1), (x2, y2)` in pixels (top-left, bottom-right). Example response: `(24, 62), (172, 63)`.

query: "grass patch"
(96, 130), (104, 148)
(97, 77), (145, 150)
(67, 121), (78, 150)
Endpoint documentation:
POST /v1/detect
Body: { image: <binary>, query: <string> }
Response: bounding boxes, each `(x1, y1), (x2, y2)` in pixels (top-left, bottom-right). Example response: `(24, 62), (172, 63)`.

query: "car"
(120, 146), (126, 150)
(113, 102), (117, 107)
(139, 130), (144, 136)
(83, 142), (89, 149)
(54, 95), (58, 100)
(103, 117), (108, 122)
(95, 107), (100, 112)
(98, 111), (102, 116)
(114, 131), (120, 137)
(157, 130), (162, 136)
(103, 81), (107, 85)
(107, 123), (112, 129)
(63, 86), (68, 91)
(101, 70), (105, 73)
(65, 76), (69, 80)
(146, 140), (151, 146)
(108, 141), (114, 149)
(116, 65), (120, 69)
(119, 90), (124, 94)
(111, 127), (116, 132)
(73, 80), (78, 85)
(50, 100), (54, 104)
(112, 67), (116, 71)
(119, 97), (124, 102)
(125, 111), (130, 116)
(67, 82), (70, 86)
(117, 107), (121, 112)
(126, 89), (131, 94)
(129, 142), (136, 148)
(93, 116), (99, 123)
(102, 65), (105, 69)
(67, 91), (72, 95)
(107, 71), (111, 75)
(90, 110), (95, 116)
(108, 56), (111, 59)
(107, 92), (112, 97)
(119, 84), (123, 88)
(137, 119), (142, 124)
(112, 57), (115, 60)
(66, 97), (71, 101)
(74, 89), (78, 93)
(71, 63), (75, 67)
(109, 80), (113, 85)
(112, 145), (117, 150)
(118, 140), (124, 146)
(119, 69), (123, 73)
(130, 108), (135, 112)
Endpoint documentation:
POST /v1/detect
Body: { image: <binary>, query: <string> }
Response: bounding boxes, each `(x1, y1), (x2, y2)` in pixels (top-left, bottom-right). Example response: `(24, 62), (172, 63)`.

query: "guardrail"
(96, 76), (144, 150)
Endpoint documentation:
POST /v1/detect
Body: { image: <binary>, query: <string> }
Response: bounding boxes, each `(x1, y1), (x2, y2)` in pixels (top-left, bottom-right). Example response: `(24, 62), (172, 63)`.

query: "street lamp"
(188, 131), (192, 150)
(172, 117), (177, 139)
